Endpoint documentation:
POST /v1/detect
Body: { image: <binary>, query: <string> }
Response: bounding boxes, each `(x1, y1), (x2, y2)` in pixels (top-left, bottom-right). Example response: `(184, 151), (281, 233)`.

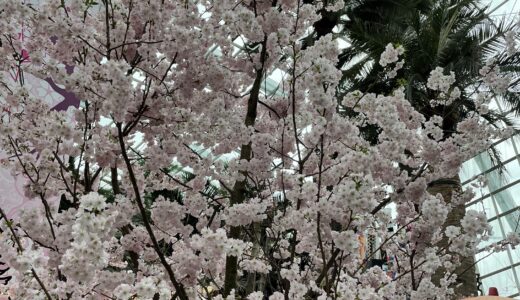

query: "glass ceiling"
(462, 3), (520, 297)
(486, 0), (520, 20)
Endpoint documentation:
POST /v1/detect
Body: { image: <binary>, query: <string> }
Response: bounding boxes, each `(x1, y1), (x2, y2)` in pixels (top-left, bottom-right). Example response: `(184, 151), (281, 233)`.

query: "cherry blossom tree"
(0, 1), (518, 299)
(330, 1), (520, 294)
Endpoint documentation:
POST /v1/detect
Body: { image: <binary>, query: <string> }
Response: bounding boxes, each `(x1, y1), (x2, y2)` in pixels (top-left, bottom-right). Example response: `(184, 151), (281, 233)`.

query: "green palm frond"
(481, 108), (516, 129)
(487, 144), (506, 174)
(497, 92), (520, 117)
(476, 17), (516, 58)
(164, 164), (195, 183)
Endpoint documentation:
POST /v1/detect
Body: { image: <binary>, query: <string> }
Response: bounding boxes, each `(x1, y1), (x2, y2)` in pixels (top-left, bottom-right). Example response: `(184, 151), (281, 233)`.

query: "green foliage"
(335, 0), (519, 151)
(98, 188), (115, 204)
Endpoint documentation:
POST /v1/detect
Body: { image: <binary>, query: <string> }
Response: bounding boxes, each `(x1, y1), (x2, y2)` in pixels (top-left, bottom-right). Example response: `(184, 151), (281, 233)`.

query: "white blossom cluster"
(505, 31), (517, 56)
(331, 230), (358, 252)
(426, 67), (461, 106)
(427, 67), (455, 92)
(379, 43), (404, 67)
(479, 59), (511, 94)
(224, 198), (268, 227)
(379, 43), (405, 78)
(60, 193), (117, 283)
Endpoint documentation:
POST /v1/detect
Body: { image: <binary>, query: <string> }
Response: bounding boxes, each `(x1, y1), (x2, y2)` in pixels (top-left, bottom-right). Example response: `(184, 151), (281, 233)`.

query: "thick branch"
(223, 35), (268, 296)
(116, 123), (188, 300)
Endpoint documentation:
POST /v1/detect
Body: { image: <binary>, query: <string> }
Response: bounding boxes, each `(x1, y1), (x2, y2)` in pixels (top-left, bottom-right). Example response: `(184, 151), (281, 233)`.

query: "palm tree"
(306, 0), (520, 296)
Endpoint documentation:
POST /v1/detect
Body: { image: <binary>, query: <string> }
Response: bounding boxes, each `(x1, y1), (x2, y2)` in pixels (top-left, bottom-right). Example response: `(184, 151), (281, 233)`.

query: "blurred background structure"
(462, 2), (520, 297)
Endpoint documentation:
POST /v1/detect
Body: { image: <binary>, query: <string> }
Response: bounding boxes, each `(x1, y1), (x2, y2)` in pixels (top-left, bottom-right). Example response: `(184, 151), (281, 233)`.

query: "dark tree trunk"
(429, 176), (478, 297)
